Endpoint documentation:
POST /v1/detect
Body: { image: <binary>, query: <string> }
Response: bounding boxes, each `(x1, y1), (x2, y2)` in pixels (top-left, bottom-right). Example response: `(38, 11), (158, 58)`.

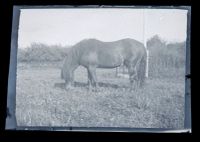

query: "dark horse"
(61, 38), (147, 90)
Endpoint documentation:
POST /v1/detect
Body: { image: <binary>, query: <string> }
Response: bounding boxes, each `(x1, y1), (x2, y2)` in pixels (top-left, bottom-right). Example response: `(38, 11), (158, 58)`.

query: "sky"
(17, 8), (188, 48)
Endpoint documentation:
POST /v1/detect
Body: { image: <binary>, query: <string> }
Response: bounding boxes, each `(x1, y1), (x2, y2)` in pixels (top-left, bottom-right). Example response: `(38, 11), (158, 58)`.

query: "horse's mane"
(66, 47), (80, 65)
(61, 47), (80, 79)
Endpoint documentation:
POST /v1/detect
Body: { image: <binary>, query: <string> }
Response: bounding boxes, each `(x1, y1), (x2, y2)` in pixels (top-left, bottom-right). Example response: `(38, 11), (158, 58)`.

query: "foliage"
(147, 35), (186, 78)
(17, 43), (70, 62)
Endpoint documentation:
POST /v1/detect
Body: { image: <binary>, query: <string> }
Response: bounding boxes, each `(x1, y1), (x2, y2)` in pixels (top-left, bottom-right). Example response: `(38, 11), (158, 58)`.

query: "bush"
(147, 35), (186, 78)
(17, 43), (71, 62)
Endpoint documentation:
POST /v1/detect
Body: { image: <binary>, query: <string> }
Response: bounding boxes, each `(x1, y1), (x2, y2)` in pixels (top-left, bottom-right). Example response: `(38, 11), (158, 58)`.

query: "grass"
(16, 62), (185, 128)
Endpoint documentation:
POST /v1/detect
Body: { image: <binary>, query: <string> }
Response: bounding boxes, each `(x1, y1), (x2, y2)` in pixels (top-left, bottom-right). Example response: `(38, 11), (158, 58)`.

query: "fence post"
(143, 9), (149, 78)
(145, 49), (149, 78)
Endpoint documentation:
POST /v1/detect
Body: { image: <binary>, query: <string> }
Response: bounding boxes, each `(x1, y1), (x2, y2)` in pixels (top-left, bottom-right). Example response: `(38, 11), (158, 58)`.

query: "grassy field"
(16, 62), (185, 128)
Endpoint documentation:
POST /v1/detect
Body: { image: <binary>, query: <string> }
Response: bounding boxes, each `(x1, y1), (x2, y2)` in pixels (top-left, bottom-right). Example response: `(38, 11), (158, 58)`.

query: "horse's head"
(61, 49), (79, 85)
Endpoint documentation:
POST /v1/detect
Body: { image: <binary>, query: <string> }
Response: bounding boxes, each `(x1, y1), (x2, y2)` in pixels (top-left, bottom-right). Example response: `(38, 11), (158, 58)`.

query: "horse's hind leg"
(64, 71), (75, 90)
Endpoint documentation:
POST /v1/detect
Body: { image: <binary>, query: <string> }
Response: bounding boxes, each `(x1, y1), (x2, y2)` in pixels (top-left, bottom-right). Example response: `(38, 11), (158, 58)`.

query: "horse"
(61, 38), (147, 90)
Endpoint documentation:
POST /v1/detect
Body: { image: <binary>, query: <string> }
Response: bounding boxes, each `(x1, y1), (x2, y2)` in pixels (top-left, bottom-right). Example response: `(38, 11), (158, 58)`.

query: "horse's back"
(75, 38), (145, 51)
(73, 38), (146, 67)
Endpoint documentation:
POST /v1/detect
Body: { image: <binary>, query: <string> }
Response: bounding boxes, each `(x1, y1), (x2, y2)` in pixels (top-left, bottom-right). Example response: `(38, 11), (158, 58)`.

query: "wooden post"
(143, 9), (149, 78)
(145, 49), (149, 78)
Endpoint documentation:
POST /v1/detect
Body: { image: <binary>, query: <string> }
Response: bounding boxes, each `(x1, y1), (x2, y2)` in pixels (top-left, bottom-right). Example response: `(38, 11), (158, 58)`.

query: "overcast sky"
(18, 8), (188, 48)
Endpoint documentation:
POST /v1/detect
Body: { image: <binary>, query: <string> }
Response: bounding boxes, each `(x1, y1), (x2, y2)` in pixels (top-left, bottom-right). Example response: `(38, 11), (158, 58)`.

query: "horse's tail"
(137, 47), (147, 87)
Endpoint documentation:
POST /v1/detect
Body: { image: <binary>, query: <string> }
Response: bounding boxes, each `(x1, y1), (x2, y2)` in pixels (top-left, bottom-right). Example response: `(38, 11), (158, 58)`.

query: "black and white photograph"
(8, 7), (190, 130)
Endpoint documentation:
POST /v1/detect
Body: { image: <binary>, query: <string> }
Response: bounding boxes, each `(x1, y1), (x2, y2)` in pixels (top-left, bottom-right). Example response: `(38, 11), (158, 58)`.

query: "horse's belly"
(79, 49), (124, 68)
(80, 52), (98, 67)
(97, 53), (123, 68)
(97, 64), (121, 68)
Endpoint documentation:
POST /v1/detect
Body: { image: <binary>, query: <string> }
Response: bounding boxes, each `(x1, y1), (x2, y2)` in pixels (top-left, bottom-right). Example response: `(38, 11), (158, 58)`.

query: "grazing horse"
(61, 38), (147, 90)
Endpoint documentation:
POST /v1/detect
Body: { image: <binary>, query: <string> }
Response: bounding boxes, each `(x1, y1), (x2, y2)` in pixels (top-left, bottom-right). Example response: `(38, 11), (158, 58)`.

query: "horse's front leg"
(129, 68), (138, 91)
(93, 70), (99, 92)
(130, 78), (138, 91)
(87, 66), (99, 92)
(65, 81), (74, 90)
(87, 69), (92, 91)
(65, 72), (75, 90)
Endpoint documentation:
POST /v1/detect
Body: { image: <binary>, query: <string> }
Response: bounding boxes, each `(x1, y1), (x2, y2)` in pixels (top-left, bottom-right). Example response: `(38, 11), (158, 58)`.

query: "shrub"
(17, 43), (71, 62)
(147, 35), (186, 78)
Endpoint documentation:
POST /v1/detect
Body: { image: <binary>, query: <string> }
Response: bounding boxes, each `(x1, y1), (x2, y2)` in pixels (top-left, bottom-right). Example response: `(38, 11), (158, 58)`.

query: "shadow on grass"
(54, 81), (129, 90)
